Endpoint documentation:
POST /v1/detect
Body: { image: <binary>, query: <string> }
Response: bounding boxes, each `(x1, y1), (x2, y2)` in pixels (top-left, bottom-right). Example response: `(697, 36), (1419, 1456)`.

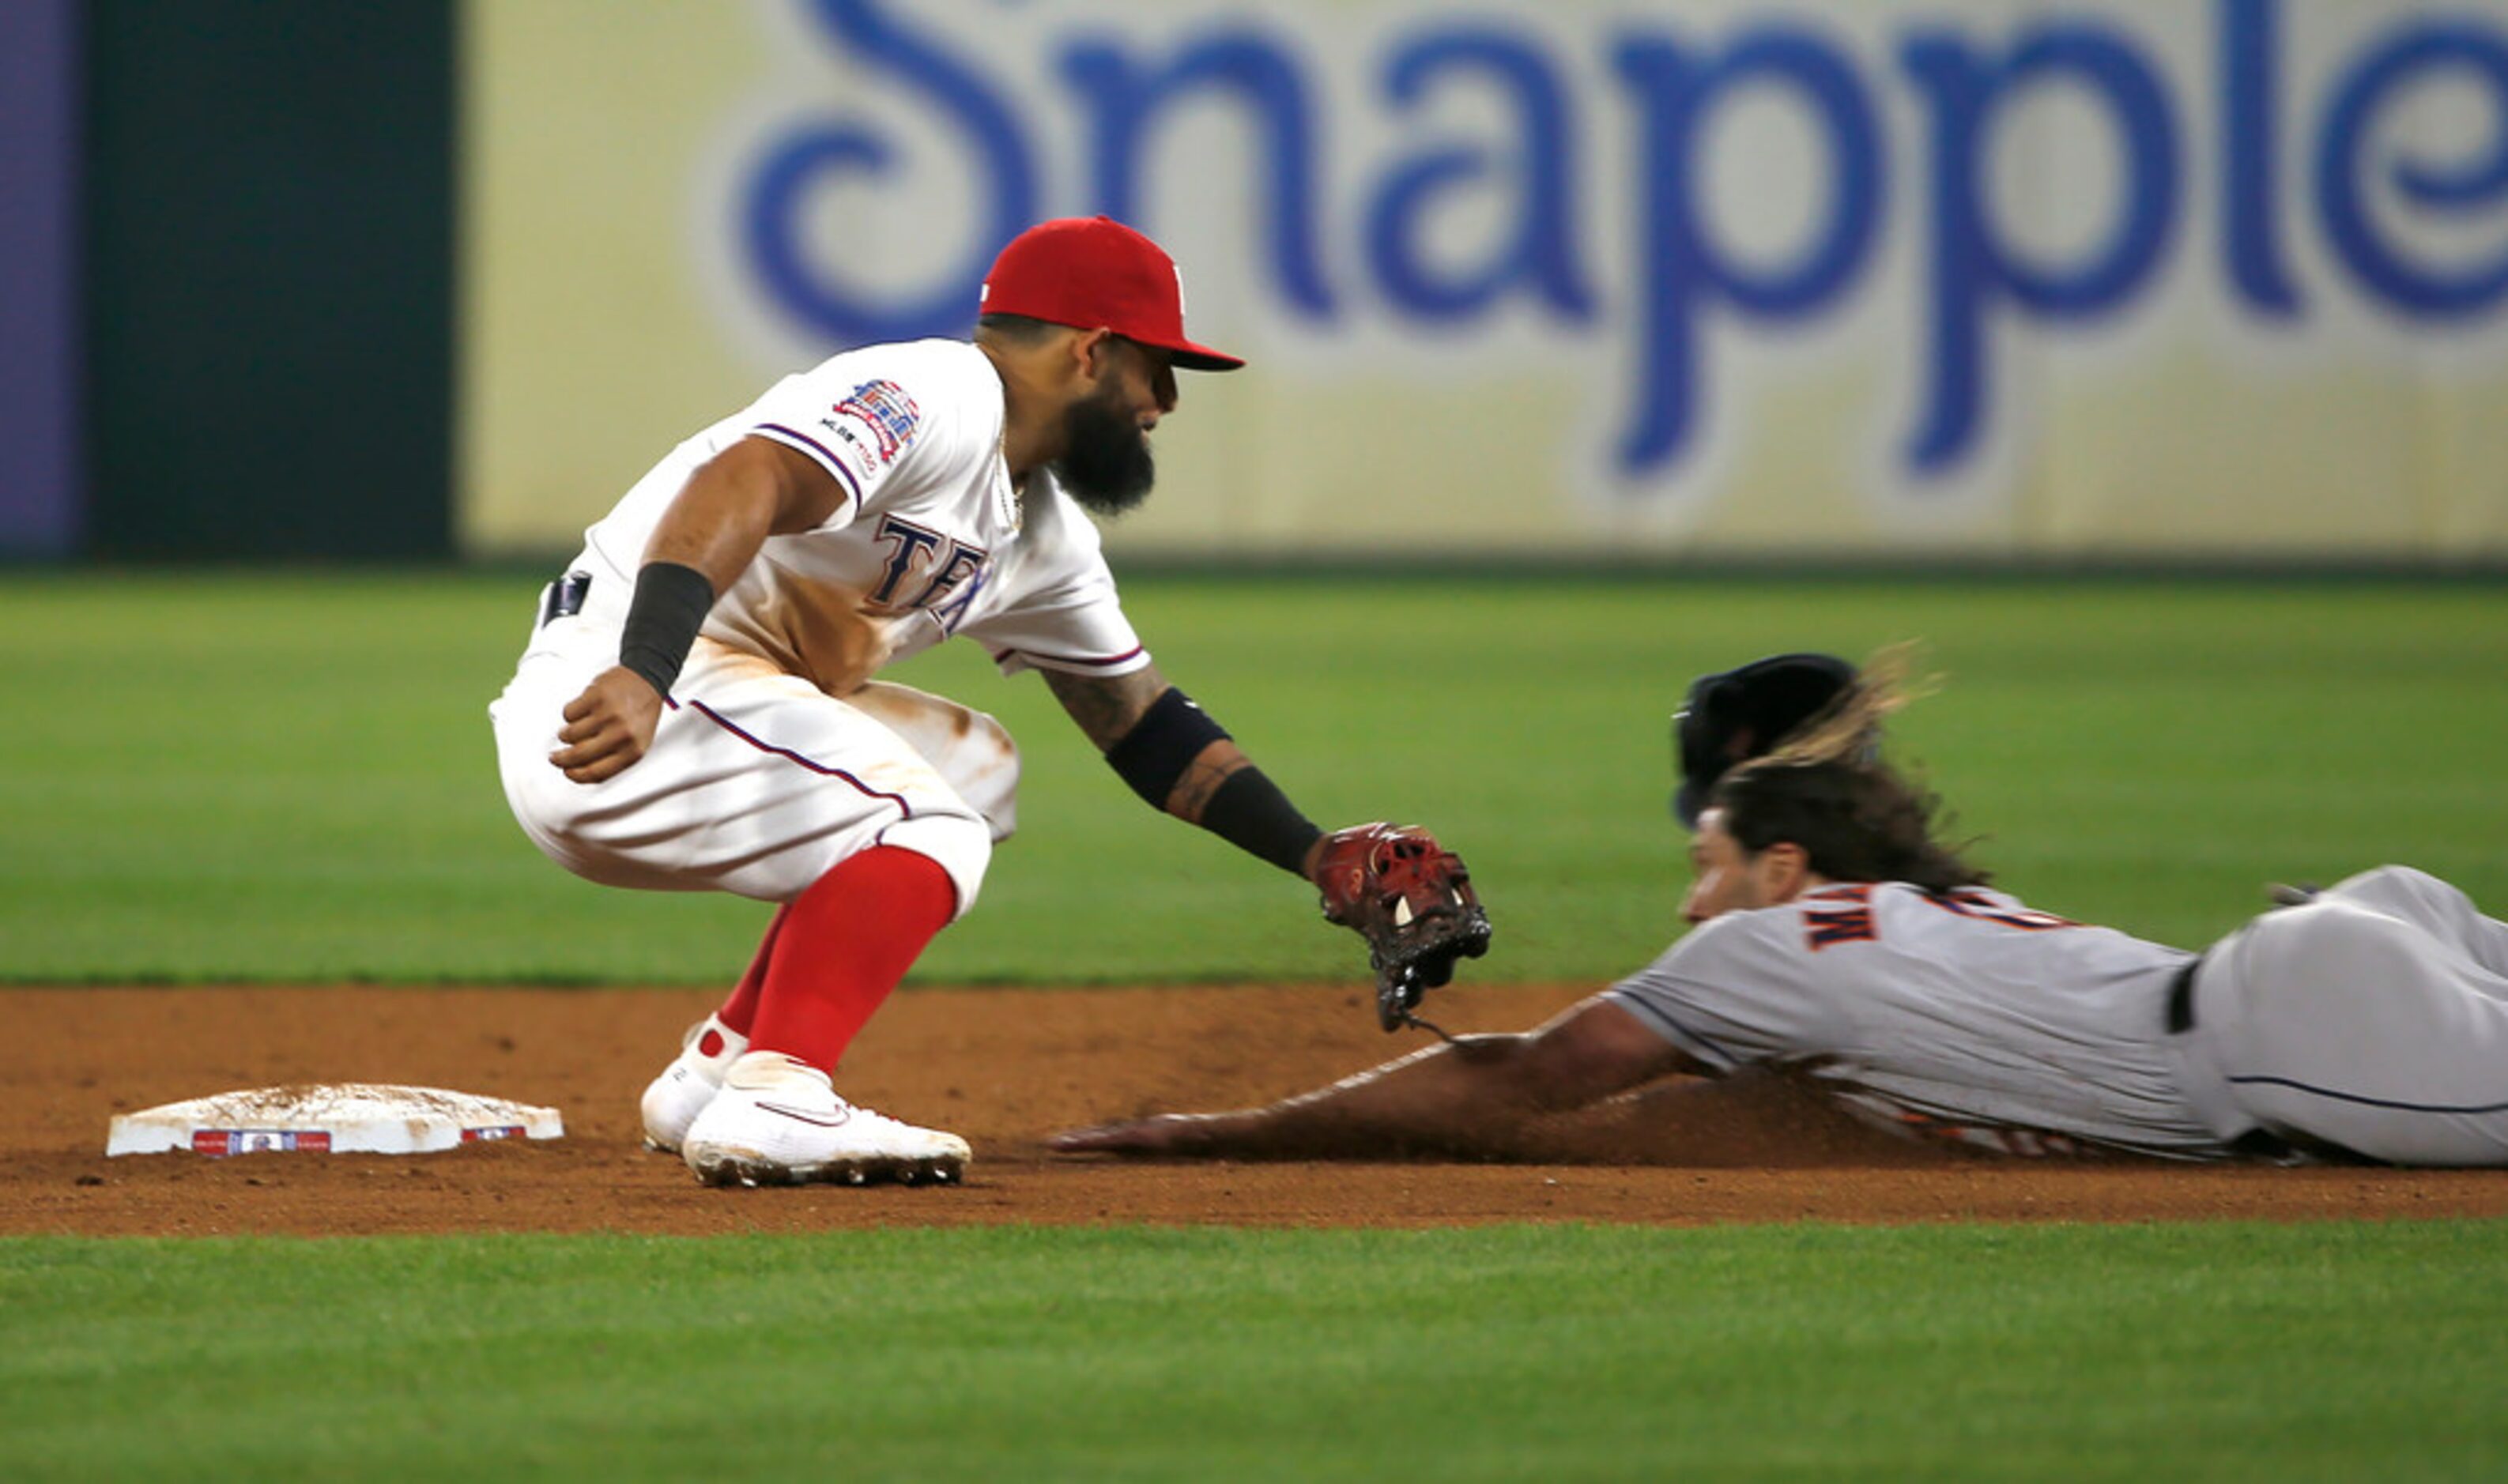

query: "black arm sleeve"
(1103, 687), (1321, 876)
(1103, 687), (1229, 805)
(1199, 767), (1323, 876)
(617, 560), (716, 700)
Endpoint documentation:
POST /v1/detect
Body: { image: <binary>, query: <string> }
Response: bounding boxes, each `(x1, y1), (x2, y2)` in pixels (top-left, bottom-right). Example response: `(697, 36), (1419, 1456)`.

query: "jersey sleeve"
(741, 356), (958, 528)
(1601, 912), (1847, 1073)
(961, 488), (1152, 679)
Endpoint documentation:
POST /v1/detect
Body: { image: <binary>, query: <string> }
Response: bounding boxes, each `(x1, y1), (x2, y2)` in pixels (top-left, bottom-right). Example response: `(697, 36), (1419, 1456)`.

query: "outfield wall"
(462, 0), (2508, 563)
(13, 2), (2506, 566)
(9, 1), (454, 564)
(0, 0), (81, 559)
(84, 2), (454, 562)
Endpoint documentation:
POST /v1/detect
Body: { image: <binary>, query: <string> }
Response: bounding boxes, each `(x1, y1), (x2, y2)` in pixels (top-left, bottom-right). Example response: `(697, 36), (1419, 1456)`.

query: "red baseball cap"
(979, 216), (1245, 372)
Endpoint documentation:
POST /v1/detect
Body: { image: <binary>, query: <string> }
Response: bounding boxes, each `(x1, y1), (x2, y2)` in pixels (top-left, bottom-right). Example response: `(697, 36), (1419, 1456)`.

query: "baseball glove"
(1311, 823), (1493, 1032)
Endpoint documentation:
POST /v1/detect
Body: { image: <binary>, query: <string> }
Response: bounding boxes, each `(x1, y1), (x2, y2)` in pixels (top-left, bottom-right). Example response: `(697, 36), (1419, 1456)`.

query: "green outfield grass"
(4, 571), (2503, 985)
(6, 1220), (2505, 1482)
(10, 571), (2508, 1481)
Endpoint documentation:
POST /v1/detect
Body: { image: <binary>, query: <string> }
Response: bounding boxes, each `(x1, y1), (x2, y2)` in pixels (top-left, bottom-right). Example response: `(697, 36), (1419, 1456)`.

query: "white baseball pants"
(488, 575), (1013, 917)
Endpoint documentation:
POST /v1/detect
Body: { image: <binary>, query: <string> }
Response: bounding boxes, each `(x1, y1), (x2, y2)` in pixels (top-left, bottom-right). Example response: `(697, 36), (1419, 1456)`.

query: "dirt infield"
(9, 984), (2508, 1236)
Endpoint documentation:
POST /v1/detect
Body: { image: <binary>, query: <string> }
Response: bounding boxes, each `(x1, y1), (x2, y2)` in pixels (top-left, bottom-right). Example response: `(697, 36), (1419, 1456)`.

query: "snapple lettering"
(741, 0), (2508, 486)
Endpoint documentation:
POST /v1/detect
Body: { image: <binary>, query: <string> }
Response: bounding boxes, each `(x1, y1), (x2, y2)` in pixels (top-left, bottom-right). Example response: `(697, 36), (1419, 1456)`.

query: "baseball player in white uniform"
(1056, 673), (2508, 1168)
(492, 217), (1442, 1187)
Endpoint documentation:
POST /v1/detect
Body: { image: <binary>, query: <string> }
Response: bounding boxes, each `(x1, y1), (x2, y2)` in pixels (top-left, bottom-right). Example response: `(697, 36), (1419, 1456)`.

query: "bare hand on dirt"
(1049, 1115), (1222, 1157)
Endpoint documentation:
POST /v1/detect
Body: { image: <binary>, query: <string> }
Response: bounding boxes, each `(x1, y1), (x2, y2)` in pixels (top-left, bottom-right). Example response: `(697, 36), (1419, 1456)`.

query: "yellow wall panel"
(460, 0), (2508, 561)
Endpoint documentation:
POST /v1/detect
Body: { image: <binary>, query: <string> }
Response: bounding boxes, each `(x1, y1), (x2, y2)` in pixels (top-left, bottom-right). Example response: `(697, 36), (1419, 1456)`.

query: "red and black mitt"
(1311, 823), (1493, 1031)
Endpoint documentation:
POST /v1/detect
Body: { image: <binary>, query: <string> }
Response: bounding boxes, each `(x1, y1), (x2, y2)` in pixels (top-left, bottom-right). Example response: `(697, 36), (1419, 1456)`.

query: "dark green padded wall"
(85, 0), (453, 559)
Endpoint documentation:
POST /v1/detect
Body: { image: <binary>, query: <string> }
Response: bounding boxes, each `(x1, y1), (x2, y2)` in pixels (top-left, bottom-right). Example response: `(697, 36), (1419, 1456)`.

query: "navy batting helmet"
(1671, 653), (1859, 828)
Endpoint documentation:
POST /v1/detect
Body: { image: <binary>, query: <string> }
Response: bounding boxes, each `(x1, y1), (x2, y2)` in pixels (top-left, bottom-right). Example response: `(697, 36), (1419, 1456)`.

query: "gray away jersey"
(1605, 883), (2221, 1158)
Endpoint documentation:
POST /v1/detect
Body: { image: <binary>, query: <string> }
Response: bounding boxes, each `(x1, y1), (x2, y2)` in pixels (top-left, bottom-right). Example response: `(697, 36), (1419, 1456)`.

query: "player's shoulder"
(1614, 902), (1823, 1031)
(1658, 901), (1801, 970)
(858, 337), (995, 386)
(824, 336), (992, 398)
(799, 335), (986, 379)
(786, 338), (998, 464)
(1665, 886), (1900, 970)
(1867, 880), (2042, 917)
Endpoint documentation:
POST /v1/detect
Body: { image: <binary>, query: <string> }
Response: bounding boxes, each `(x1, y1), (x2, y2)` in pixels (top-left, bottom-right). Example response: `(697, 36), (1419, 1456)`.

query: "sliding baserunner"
(1059, 668), (2508, 1167)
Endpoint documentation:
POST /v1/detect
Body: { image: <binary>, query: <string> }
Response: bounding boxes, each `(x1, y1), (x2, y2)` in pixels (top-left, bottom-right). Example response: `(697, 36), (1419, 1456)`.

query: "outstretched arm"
(1049, 666), (1489, 1021)
(1045, 665), (1326, 876)
(1052, 996), (1696, 1160)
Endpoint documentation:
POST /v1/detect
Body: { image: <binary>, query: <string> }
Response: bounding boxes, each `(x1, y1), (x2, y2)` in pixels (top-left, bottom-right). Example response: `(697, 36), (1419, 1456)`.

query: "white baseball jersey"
(491, 337), (1149, 917)
(579, 337), (1151, 695)
(1605, 883), (2217, 1158)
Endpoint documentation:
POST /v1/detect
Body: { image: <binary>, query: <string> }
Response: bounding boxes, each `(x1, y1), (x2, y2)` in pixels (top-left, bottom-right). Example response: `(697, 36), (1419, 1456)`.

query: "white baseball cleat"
(639, 1014), (750, 1155)
(679, 1051), (971, 1188)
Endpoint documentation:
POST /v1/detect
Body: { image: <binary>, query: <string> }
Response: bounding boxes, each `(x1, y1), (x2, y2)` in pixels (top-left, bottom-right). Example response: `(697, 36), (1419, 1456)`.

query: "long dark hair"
(1710, 757), (1988, 895)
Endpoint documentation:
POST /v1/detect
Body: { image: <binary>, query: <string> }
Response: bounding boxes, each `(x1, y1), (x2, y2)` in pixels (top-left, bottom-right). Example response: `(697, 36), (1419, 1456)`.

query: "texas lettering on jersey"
(866, 513), (990, 632)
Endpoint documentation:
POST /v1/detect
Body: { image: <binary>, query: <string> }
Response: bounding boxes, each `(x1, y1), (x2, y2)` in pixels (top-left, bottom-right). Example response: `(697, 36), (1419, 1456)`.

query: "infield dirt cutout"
(11, 984), (2508, 1236)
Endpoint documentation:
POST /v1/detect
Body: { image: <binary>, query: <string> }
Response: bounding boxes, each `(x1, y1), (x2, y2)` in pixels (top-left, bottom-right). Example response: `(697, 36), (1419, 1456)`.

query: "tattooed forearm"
(1048, 665), (1282, 826)
(1043, 665), (1165, 751)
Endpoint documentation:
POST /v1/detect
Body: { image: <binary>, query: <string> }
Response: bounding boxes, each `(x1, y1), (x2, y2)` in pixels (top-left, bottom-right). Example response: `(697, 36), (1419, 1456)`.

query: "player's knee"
(961, 705), (1016, 766)
(879, 809), (994, 920)
(847, 682), (1022, 842)
(960, 710), (1021, 843)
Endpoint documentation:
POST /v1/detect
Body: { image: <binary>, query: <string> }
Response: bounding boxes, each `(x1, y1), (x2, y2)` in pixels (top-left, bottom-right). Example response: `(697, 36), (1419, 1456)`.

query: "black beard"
(1051, 384), (1156, 516)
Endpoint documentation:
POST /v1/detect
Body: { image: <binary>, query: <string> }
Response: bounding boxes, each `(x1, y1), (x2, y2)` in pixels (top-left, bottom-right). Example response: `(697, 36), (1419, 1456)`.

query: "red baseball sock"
(711, 903), (791, 1038)
(746, 846), (958, 1072)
